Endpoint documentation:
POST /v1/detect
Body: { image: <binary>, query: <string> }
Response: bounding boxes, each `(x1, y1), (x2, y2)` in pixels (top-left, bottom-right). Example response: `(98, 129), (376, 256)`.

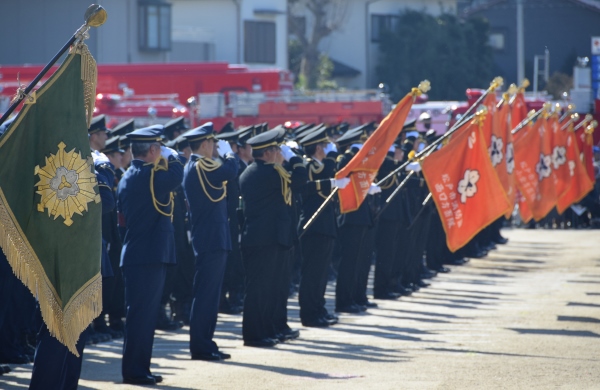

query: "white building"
(170, 0), (288, 70)
(293, 0), (458, 89)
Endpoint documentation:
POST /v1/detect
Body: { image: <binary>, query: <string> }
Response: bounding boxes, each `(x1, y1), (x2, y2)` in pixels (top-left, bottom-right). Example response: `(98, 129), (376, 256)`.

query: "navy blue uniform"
(239, 156), (306, 342)
(117, 155), (184, 380)
(183, 153), (238, 356)
(298, 155), (337, 324)
(335, 148), (375, 310)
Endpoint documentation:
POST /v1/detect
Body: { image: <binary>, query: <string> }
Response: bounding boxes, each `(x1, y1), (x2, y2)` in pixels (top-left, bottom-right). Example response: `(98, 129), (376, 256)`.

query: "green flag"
(0, 44), (101, 356)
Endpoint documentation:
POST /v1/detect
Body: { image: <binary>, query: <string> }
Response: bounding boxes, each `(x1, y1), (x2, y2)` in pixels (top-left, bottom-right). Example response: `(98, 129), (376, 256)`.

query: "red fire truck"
(0, 62), (390, 129)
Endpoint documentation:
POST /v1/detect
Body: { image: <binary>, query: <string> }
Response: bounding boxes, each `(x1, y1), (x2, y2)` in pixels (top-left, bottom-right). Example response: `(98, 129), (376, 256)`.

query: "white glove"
(280, 144), (296, 161)
(160, 146), (178, 159)
(323, 142), (337, 155)
(285, 140), (299, 150)
(368, 183), (381, 195)
(92, 150), (110, 165)
(406, 162), (422, 172)
(351, 143), (363, 151)
(388, 145), (396, 153)
(331, 177), (351, 189)
(217, 139), (234, 157)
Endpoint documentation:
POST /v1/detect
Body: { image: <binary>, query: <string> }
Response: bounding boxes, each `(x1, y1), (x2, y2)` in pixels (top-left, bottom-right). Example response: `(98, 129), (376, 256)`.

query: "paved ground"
(2, 228), (600, 389)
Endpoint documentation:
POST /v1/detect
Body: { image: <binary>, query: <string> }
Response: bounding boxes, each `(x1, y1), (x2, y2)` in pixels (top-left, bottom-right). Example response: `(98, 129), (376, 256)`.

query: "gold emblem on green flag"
(0, 43), (102, 356)
(35, 142), (100, 226)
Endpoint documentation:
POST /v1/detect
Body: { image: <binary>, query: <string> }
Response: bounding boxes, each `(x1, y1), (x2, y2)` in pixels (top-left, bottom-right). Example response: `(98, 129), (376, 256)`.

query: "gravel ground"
(2, 228), (599, 389)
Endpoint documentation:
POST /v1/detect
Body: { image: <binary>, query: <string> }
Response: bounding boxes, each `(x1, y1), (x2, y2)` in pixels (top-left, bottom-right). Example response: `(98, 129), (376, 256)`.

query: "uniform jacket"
(376, 152), (404, 222)
(117, 155), (184, 267)
(96, 160), (115, 277)
(183, 153), (238, 255)
(239, 156), (306, 249)
(336, 148), (373, 227)
(298, 152), (337, 238)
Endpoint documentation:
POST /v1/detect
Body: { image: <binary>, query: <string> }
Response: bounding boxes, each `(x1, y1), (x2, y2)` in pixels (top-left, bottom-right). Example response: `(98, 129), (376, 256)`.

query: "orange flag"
(516, 190), (533, 224)
(556, 124), (594, 213)
(336, 86), (421, 213)
(513, 116), (557, 221)
(421, 116), (511, 252)
(511, 92), (528, 129)
(575, 126), (596, 183)
(489, 102), (516, 217)
(480, 93), (497, 143)
(548, 115), (572, 199)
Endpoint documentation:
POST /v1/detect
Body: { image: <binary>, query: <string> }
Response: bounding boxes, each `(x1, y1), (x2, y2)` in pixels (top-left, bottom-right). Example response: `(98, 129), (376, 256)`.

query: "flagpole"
(299, 187), (339, 238)
(560, 113), (580, 131)
(372, 171), (416, 222)
(376, 77), (504, 187)
(511, 106), (546, 135)
(407, 193), (432, 230)
(0, 4), (107, 127)
(573, 114), (594, 131)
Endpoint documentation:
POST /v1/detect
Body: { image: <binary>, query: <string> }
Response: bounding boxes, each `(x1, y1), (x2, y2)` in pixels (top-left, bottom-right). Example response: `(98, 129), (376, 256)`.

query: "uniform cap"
(219, 121), (235, 134)
(163, 117), (188, 140)
(110, 119), (135, 137)
(125, 124), (164, 143)
(298, 125), (329, 147)
(182, 122), (215, 143)
(89, 115), (108, 134)
(246, 127), (285, 149)
(102, 136), (125, 154)
(336, 126), (366, 147)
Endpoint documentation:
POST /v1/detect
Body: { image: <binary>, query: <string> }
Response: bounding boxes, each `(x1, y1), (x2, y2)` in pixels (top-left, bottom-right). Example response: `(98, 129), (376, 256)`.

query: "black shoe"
(191, 352), (222, 361)
(335, 304), (362, 314)
(151, 374), (163, 383)
(302, 318), (330, 327)
(395, 284), (413, 296)
(123, 375), (157, 385)
(1, 365), (11, 374)
(421, 269), (437, 279)
(493, 236), (508, 245)
(435, 266), (451, 273)
(217, 351), (231, 360)
(406, 283), (420, 292)
(0, 354), (31, 364)
(416, 280), (430, 288)
(244, 338), (278, 347)
(447, 258), (468, 266)
(374, 292), (401, 300)
(156, 320), (184, 331)
(280, 328), (300, 340)
(219, 305), (243, 315)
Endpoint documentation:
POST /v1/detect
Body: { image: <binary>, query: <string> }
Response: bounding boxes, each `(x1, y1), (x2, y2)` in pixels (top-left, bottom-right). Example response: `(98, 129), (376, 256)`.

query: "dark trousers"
(29, 322), (87, 390)
(299, 234), (334, 322)
(336, 224), (367, 308)
(242, 245), (281, 341)
(122, 264), (166, 379)
(189, 250), (228, 355)
(426, 210), (446, 271)
(273, 247), (293, 334)
(106, 241), (125, 324)
(355, 226), (375, 305)
(374, 219), (400, 296)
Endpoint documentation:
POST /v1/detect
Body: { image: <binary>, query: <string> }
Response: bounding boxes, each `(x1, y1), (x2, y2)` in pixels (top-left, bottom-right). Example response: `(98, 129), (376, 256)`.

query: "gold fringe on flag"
(0, 188), (102, 356)
(73, 43), (98, 129)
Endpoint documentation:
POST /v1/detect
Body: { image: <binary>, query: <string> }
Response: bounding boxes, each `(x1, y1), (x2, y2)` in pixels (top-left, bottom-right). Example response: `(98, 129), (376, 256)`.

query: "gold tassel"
(0, 188), (102, 356)
(273, 164), (292, 206)
(73, 43), (97, 129)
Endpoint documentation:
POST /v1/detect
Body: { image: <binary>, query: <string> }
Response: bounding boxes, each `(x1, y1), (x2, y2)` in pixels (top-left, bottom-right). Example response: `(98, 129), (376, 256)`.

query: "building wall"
(313, 0), (457, 89)
(171, 0), (288, 69)
(0, 0), (169, 65)
(467, 0), (600, 87)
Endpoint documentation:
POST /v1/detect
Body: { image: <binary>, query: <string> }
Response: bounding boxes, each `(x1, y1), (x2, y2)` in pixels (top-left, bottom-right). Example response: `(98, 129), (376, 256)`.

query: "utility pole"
(516, 0), (525, 83)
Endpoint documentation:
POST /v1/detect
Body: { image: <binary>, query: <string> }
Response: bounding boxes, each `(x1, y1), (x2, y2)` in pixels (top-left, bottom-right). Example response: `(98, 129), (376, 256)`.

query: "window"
(244, 21), (276, 64)
(371, 14), (400, 42)
(489, 32), (505, 51)
(139, 1), (171, 51)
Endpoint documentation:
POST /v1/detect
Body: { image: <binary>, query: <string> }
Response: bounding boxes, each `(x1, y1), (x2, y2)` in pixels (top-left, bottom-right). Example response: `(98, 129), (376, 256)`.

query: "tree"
(288, 0), (347, 89)
(376, 10), (494, 101)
